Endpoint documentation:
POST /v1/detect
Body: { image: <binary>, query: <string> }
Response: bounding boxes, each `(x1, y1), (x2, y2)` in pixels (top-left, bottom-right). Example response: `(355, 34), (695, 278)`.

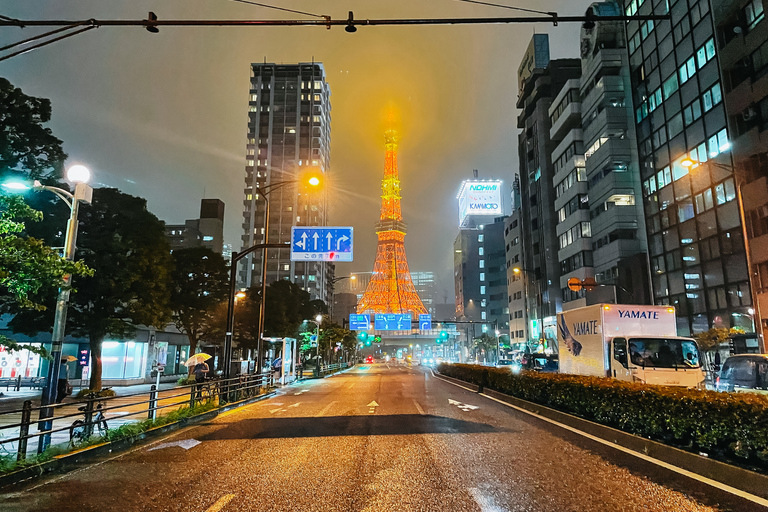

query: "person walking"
(56, 357), (70, 403)
(193, 360), (209, 399)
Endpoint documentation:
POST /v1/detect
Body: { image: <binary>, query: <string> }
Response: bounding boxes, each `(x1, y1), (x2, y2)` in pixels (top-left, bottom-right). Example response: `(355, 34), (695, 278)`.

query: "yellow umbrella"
(184, 353), (212, 367)
(65, 355), (77, 362)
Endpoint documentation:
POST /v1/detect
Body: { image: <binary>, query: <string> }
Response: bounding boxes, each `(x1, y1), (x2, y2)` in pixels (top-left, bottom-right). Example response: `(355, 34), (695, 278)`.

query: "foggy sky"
(0, 0), (582, 302)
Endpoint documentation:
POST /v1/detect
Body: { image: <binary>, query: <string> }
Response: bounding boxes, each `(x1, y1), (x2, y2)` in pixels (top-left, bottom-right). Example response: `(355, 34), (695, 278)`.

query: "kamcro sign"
(457, 180), (503, 227)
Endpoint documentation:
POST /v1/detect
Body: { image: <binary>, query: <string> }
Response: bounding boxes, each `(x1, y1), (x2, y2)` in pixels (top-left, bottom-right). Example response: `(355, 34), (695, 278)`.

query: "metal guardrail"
(305, 361), (354, 379)
(0, 372), (274, 463)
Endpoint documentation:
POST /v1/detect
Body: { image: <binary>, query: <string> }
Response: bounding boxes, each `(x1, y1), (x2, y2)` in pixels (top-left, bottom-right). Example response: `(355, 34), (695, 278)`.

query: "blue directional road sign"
(419, 314), (432, 330)
(349, 314), (371, 330)
(374, 313), (412, 331)
(291, 226), (353, 262)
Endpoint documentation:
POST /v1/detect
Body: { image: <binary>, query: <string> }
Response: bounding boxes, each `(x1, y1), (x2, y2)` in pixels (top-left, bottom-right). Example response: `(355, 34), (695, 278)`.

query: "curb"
(432, 371), (768, 502)
(0, 390), (277, 489)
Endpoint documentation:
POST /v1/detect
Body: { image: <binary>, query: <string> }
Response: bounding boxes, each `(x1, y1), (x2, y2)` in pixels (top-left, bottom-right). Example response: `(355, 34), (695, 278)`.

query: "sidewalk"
(0, 382), (187, 458)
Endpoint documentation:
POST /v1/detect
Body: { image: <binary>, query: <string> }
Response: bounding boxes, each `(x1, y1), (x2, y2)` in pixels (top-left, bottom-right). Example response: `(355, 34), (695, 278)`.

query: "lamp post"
(3, 165), (93, 452)
(248, 170), (321, 375)
(681, 158), (764, 353)
(305, 314), (323, 374)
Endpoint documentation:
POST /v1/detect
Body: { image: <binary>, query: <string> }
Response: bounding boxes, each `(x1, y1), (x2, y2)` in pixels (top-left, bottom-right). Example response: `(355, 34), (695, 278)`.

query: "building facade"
(580, 2), (651, 305)
(517, 33), (582, 346)
(165, 199), (225, 253)
(621, 0), (753, 335)
(712, 0), (768, 345)
(504, 178), (528, 345)
(240, 62), (332, 303)
(454, 217), (509, 334)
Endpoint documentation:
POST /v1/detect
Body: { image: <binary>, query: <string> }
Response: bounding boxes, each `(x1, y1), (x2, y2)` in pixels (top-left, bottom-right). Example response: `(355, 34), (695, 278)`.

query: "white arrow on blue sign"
(291, 226), (354, 262)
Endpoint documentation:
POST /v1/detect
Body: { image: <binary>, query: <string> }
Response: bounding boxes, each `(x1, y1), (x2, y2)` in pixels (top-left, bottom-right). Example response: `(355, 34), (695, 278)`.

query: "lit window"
(479, 260), (485, 268)
(480, 273), (486, 281)
(283, 264), (290, 271)
(479, 247), (484, 256)
(203, 236), (214, 241)
(480, 286), (486, 295)
(478, 234), (484, 242)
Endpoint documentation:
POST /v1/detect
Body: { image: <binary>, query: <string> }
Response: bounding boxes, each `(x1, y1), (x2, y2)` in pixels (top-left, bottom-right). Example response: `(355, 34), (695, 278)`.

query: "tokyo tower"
(357, 130), (427, 315)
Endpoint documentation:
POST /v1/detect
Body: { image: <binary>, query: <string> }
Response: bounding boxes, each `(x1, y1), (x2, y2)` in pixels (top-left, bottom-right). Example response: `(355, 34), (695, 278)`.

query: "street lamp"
(681, 158), (764, 352)
(304, 314), (323, 374)
(3, 166), (93, 452)
(248, 169), (322, 375)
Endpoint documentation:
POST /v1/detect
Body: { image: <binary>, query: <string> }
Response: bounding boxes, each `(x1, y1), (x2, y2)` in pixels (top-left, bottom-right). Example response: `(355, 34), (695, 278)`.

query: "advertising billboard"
(457, 180), (503, 227)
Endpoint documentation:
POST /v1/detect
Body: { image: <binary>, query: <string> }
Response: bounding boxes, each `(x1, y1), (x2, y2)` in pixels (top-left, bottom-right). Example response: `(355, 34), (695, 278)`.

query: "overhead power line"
(453, 0), (553, 16)
(229, 0), (325, 19)
(0, 11), (670, 62)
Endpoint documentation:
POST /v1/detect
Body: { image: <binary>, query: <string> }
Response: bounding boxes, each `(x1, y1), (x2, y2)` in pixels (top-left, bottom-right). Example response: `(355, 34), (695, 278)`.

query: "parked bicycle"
(69, 389), (111, 446)
(198, 376), (221, 403)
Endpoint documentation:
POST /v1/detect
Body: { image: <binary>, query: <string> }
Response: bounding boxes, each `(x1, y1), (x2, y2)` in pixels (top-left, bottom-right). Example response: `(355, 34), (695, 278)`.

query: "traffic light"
(440, 331), (449, 341)
(358, 331), (368, 341)
(373, 335), (382, 344)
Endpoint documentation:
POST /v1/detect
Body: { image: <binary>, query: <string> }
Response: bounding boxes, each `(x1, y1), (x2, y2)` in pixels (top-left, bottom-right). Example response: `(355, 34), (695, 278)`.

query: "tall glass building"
(621, 0), (753, 334)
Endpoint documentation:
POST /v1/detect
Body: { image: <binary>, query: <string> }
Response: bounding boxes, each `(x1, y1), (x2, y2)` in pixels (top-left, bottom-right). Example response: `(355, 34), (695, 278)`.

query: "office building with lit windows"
(240, 63), (332, 303)
(621, 0), (753, 334)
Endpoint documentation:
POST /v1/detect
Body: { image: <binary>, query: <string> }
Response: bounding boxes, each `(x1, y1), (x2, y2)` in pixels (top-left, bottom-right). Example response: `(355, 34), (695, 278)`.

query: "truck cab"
(610, 335), (705, 388)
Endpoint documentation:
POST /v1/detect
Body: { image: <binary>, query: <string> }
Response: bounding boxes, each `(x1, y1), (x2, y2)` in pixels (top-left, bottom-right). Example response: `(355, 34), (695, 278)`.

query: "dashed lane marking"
(316, 400), (337, 417)
(432, 371), (768, 508)
(413, 399), (425, 415)
(205, 493), (236, 512)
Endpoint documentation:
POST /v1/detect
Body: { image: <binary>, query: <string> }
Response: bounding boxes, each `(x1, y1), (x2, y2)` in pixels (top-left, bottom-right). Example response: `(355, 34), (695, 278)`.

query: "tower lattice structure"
(357, 130), (427, 315)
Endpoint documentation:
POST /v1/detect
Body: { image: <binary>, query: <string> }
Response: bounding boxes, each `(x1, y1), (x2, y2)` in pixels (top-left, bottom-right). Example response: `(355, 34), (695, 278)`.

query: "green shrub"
(438, 363), (768, 467)
(177, 376), (195, 386)
(75, 388), (116, 398)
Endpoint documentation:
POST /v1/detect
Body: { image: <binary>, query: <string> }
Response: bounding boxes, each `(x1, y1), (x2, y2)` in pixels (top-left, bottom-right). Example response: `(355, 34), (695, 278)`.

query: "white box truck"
(556, 304), (705, 388)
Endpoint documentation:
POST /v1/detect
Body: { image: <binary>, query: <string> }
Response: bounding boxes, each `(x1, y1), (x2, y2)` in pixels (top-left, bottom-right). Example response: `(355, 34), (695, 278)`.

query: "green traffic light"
(440, 331), (448, 340)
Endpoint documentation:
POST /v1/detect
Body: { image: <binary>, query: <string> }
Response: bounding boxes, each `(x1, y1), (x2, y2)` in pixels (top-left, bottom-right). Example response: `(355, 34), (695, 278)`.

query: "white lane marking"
(287, 403), (301, 408)
(316, 400), (337, 417)
(449, 398), (479, 411)
(293, 390), (308, 396)
(433, 373), (768, 508)
(413, 399), (425, 415)
(148, 439), (201, 451)
(468, 488), (506, 512)
(205, 493), (236, 512)
(269, 408), (285, 414)
(367, 400), (379, 414)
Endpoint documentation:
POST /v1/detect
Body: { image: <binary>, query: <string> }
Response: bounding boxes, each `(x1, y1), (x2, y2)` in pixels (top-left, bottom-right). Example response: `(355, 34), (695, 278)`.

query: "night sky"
(0, 1), (582, 301)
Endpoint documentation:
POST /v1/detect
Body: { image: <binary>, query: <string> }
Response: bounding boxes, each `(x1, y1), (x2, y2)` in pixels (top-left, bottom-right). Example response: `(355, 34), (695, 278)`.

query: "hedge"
(438, 363), (768, 468)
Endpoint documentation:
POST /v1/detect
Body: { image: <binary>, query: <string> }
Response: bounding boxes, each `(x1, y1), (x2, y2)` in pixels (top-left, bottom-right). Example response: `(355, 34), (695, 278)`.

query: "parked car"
(496, 359), (515, 369)
(716, 354), (768, 394)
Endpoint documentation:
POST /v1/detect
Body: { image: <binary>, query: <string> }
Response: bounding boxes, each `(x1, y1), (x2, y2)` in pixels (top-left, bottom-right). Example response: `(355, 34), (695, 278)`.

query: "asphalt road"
(1, 363), (763, 511)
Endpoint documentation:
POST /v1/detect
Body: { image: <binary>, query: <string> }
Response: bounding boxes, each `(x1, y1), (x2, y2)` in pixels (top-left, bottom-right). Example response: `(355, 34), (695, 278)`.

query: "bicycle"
(197, 377), (221, 403)
(69, 390), (110, 446)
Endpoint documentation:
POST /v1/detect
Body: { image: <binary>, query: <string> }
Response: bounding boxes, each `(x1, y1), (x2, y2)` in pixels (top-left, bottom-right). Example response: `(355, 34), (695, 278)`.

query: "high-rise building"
(517, 34), (582, 345)
(165, 199), (225, 253)
(579, 2), (650, 305)
(621, 0), (753, 335)
(240, 62), (332, 303)
(455, 217), (509, 334)
(711, 0), (768, 347)
(504, 178), (528, 345)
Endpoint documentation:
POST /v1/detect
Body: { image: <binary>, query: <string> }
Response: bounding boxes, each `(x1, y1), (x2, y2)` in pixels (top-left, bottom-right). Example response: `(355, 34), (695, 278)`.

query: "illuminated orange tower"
(357, 130), (427, 315)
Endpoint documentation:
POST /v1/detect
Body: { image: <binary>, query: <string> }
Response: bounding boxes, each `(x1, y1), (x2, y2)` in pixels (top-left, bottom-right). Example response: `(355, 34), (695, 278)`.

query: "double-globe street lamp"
(680, 157), (764, 352)
(2, 165), (93, 451)
(224, 170), (322, 380)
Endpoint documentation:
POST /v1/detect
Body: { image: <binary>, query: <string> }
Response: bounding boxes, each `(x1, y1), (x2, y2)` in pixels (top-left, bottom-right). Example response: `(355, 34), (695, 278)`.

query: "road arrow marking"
(326, 232), (333, 250)
(293, 390), (307, 395)
(448, 399), (461, 405)
(206, 494), (236, 512)
(149, 439), (201, 451)
(336, 235), (349, 251)
(367, 401), (379, 407)
(287, 403), (301, 408)
(449, 398), (479, 411)
(367, 400), (379, 414)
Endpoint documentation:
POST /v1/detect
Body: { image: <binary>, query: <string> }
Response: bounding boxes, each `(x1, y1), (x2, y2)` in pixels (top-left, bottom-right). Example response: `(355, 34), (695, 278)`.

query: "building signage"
(374, 314), (412, 331)
(457, 180), (503, 227)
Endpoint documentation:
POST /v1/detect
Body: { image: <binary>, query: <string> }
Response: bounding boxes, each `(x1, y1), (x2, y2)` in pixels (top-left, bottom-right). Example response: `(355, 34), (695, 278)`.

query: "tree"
(0, 77), (67, 180)
(0, 193), (90, 356)
(472, 333), (499, 363)
(263, 280), (327, 337)
(694, 327), (745, 352)
(9, 188), (174, 390)
(169, 247), (229, 356)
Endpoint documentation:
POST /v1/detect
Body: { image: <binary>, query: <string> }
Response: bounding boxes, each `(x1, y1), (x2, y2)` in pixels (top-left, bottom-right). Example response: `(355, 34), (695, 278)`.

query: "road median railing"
(310, 361), (354, 379)
(0, 372), (274, 470)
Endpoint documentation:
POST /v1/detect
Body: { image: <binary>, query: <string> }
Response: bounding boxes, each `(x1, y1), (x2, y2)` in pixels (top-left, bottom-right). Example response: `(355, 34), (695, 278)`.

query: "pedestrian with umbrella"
(185, 353), (211, 398)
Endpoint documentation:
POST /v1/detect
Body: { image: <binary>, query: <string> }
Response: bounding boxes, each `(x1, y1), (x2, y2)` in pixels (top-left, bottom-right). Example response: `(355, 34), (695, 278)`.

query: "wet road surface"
(1, 363), (762, 511)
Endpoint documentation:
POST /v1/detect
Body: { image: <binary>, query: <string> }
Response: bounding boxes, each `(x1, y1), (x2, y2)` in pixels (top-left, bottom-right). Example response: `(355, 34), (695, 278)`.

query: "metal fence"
(0, 372), (273, 463)
(305, 361), (354, 379)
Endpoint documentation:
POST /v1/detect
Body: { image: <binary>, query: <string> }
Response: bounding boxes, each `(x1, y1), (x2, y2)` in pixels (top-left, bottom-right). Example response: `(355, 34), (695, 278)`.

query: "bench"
(0, 376), (46, 391)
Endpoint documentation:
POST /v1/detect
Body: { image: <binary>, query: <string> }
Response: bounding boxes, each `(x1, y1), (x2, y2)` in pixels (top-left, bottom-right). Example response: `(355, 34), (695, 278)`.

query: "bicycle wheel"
(96, 412), (109, 437)
(200, 385), (211, 401)
(70, 420), (86, 446)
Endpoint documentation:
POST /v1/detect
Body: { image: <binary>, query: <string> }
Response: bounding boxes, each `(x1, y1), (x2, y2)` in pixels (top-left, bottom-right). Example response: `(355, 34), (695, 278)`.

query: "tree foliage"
(169, 247), (229, 355)
(0, 77), (67, 180)
(472, 333), (499, 363)
(694, 327), (745, 352)
(9, 188), (174, 389)
(263, 280), (326, 338)
(0, 192), (91, 357)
